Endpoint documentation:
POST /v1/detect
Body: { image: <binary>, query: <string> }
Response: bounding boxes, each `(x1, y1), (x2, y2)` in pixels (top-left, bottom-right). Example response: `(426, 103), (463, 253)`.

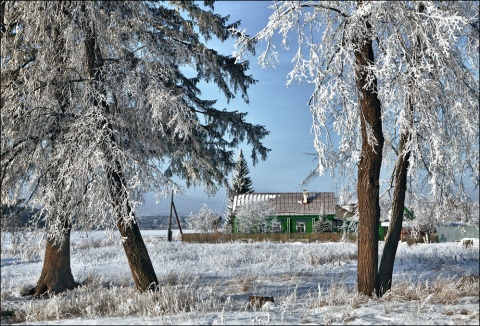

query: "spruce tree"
(1, 1), (269, 295)
(225, 149), (254, 232)
(231, 149), (254, 195)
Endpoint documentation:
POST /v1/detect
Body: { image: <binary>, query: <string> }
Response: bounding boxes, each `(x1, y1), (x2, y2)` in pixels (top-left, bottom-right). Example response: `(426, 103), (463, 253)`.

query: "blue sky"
(137, 1), (479, 217)
(138, 1), (340, 216)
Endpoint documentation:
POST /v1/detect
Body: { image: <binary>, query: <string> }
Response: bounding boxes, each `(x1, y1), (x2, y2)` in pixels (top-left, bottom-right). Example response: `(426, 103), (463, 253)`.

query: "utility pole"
(172, 200), (183, 235)
(168, 190), (173, 242)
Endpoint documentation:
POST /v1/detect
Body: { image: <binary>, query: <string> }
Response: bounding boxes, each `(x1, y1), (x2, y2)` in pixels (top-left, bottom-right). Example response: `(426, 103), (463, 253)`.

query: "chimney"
(302, 190), (308, 204)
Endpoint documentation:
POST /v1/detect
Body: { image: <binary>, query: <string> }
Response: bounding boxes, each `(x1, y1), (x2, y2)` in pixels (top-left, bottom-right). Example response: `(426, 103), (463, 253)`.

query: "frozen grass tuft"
(17, 279), (225, 323)
(383, 274), (480, 304)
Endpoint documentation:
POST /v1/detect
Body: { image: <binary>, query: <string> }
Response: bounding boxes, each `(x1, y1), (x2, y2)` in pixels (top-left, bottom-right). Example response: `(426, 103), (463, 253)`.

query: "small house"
(232, 190), (342, 233)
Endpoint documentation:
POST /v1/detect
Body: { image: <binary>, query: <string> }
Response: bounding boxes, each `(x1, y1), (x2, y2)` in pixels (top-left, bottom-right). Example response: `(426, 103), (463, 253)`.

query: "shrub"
(186, 204), (222, 233)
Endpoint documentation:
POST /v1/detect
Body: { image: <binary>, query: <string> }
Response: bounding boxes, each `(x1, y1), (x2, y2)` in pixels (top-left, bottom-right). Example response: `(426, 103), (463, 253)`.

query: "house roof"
(232, 191), (336, 216)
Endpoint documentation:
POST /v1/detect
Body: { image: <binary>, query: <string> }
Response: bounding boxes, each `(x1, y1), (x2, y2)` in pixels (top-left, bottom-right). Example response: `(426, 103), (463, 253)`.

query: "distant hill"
(136, 214), (189, 230)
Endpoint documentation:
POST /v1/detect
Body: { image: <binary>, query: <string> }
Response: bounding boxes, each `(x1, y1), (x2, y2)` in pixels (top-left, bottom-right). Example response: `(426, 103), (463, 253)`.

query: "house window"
(296, 222), (305, 233)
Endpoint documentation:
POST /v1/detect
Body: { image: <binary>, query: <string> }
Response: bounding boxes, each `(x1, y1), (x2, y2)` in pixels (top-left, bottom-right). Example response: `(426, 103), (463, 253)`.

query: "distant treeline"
(1, 204), (43, 230)
(1, 205), (188, 231)
(136, 214), (189, 230)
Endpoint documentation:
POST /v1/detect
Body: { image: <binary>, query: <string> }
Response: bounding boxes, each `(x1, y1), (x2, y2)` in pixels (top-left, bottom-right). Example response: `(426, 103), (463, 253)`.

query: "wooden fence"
(181, 232), (357, 243)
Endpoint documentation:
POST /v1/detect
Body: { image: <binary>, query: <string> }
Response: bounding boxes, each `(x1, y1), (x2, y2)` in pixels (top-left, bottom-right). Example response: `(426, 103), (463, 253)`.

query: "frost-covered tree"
(314, 216), (330, 233)
(408, 195), (480, 227)
(270, 217), (282, 233)
(235, 201), (276, 233)
(1, 1), (269, 295)
(234, 1), (479, 296)
(187, 204), (221, 233)
(314, 205), (330, 233)
(230, 149), (254, 195)
(225, 149), (254, 231)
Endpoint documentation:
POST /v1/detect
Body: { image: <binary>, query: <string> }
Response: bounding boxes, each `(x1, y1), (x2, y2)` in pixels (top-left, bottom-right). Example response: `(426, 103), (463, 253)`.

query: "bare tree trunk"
(377, 139), (410, 296)
(116, 217), (159, 291)
(354, 2), (384, 296)
(23, 224), (79, 297)
(108, 165), (159, 292)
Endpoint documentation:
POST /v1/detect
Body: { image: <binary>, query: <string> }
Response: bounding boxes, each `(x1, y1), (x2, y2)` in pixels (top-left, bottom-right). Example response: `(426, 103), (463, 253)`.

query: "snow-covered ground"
(1, 230), (479, 325)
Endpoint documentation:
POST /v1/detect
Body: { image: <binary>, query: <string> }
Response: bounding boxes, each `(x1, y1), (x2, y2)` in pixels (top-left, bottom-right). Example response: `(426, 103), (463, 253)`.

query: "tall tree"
(231, 149), (255, 195)
(225, 149), (254, 231)
(1, 1), (269, 295)
(234, 1), (479, 296)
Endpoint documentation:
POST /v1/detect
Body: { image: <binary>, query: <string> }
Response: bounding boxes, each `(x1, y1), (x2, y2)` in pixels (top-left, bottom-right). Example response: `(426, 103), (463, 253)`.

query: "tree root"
(20, 282), (80, 298)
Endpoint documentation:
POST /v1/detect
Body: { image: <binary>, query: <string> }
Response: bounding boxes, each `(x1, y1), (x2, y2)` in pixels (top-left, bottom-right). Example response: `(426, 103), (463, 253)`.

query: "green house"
(232, 191), (342, 233)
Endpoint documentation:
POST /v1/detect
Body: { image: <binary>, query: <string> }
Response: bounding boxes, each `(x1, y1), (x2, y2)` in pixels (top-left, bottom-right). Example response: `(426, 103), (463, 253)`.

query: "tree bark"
(116, 216), (159, 292)
(23, 225), (79, 297)
(108, 165), (159, 292)
(376, 136), (410, 296)
(354, 2), (384, 296)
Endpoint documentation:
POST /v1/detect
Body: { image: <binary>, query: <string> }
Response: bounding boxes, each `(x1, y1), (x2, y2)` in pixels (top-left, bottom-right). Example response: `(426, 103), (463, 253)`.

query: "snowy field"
(1, 230), (479, 325)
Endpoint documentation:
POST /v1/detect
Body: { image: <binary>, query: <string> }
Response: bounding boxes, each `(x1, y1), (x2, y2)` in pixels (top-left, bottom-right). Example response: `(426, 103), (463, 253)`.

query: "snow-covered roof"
(232, 191), (336, 216)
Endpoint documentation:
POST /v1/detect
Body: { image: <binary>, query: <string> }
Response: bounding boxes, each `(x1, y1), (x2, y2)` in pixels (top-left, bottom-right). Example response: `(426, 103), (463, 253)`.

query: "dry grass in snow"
(1, 230), (478, 325)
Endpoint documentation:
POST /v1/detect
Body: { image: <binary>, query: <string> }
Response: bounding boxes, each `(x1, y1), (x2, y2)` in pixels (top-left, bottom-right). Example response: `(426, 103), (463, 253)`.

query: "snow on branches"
(1, 1), (269, 238)
(235, 201), (279, 234)
(235, 1), (479, 208)
(187, 204), (222, 233)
